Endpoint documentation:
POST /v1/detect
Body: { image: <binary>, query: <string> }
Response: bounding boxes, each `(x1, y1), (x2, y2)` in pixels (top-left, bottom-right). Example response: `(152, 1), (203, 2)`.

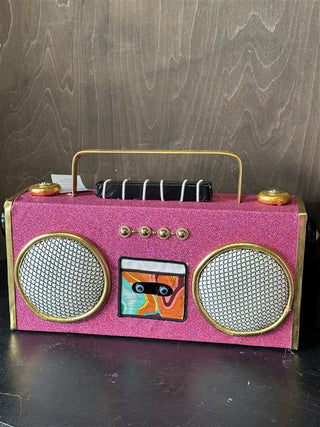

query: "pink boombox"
(3, 150), (307, 349)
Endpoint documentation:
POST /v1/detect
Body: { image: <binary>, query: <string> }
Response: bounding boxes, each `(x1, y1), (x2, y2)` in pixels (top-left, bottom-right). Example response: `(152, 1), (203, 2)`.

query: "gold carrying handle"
(71, 149), (243, 203)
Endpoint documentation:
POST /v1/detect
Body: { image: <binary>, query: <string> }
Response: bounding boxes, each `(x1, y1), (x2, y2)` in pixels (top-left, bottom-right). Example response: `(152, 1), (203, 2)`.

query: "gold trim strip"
(291, 196), (307, 350)
(192, 242), (294, 337)
(71, 149), (243, 203)
(4, 188), (29, 330)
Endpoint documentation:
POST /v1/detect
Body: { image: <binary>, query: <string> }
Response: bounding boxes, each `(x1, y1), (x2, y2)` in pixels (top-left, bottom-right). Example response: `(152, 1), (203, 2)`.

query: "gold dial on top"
(29, 182), (61, 196)
(257, 188), (291, 206)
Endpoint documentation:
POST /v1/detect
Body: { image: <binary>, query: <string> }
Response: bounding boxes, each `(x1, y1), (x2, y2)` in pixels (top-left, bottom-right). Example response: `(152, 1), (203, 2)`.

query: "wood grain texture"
(0, 0), (319, 258)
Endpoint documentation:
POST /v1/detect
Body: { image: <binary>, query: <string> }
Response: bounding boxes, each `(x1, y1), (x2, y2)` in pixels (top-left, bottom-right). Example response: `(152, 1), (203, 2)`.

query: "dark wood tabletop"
(0, 258), (319, 427)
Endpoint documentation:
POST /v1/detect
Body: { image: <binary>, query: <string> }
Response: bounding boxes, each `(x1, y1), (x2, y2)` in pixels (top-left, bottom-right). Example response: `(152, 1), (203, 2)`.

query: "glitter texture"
(10, 191), (301, 348)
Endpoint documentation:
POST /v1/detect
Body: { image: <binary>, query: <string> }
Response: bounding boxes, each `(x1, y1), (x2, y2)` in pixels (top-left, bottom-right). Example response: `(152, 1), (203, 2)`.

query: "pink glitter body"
(10, 191), (301, 348)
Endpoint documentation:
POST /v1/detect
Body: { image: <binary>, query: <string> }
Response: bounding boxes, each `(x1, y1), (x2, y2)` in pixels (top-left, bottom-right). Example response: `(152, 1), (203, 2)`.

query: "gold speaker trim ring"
(14, 232), (111, 323)
(192, 243), (294, 337)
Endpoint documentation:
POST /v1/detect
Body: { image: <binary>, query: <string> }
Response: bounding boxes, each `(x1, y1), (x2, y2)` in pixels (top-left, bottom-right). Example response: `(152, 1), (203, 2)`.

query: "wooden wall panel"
(0, 0), (319, 259)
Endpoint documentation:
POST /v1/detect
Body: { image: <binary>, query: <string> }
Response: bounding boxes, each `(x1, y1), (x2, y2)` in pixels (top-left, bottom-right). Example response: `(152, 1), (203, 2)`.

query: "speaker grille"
(15, 234), (110, 322)
(193, 245), (293, 335)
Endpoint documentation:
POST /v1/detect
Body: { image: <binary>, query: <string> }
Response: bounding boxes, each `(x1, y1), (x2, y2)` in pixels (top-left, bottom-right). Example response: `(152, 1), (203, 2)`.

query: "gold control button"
(139, 226), (152, 238)
(119, 225), (132, 238)
(29, 182), (61, 196)
(257, 188), (291, 206)
(176, 228), (189, 240)
(157, 227), (171, 240)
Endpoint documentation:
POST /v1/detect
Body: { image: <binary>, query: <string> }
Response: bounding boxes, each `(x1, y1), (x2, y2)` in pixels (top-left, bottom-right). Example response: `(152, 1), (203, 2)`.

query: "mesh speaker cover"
(15, 233), (110, 322)
(193, 244), (293, 335)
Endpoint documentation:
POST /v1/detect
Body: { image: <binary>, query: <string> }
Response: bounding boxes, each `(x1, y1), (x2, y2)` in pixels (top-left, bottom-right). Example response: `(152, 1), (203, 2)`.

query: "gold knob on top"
(139, 226), (152, 238)
(119, 225), (132, 238)
(29, 182), (61, 196)
(257, 188), (291, 206)
(176, 228), (189, 240)
(157, 227), (171, 240)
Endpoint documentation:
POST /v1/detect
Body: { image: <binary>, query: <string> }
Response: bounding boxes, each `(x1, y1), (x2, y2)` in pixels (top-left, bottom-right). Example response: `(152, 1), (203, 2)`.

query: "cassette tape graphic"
(3, 150), (307, 349)
(119, 257), (187, 321)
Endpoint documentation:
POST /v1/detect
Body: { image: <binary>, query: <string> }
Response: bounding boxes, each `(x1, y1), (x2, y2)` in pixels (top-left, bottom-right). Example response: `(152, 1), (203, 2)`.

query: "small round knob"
(29, 182), (61, 196)
(176, 228), (189, 240)
(119, 225), (132, 238)
(139, 226), (152, 238)
(257, 188), (291, 206)
(157, 227), (171, 240)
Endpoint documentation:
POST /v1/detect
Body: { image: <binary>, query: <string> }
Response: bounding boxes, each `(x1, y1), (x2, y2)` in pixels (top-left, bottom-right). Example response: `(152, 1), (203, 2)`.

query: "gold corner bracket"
(4, 198), (16, 330)
(4, 188), (29, 330)
(4, 189), (28, 330)
(291, 196), (307, 350)
(71, 149), (243, 203)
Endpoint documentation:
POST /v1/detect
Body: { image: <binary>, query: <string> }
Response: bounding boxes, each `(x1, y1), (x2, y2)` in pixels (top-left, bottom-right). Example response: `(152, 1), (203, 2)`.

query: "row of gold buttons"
(119, 225), (189, 240)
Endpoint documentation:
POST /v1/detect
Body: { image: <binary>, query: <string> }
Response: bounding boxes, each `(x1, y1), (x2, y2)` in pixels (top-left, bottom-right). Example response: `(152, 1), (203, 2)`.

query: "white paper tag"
(51, 174), (89, 193)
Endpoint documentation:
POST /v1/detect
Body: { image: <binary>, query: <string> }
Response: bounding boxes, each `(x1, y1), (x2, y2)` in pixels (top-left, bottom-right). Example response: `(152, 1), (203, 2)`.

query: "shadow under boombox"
(3, 150), (308, 349)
